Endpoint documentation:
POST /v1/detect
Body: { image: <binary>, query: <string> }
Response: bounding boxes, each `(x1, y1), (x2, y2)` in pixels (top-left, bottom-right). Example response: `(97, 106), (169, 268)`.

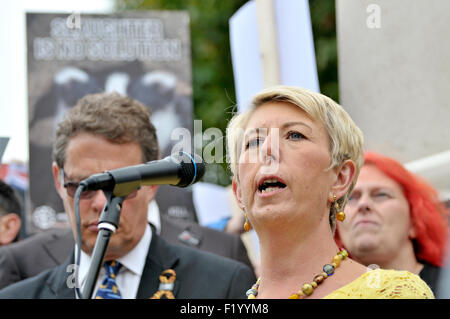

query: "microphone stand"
(81, 190), (126, 299)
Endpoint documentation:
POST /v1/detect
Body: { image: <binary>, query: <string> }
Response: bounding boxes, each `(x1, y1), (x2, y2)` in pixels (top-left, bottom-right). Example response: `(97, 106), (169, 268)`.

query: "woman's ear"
(331, 160), (357, 199)
(408, 222), (417, 240)
(232, 178), (245, 210)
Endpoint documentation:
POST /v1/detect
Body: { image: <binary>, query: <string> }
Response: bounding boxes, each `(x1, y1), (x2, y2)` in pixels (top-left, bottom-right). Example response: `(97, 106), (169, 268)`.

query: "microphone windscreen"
(172, 152), (205, 187)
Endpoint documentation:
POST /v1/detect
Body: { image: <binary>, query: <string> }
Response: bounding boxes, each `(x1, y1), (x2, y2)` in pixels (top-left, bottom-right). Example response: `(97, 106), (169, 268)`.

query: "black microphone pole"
(81, 190), (126, 299)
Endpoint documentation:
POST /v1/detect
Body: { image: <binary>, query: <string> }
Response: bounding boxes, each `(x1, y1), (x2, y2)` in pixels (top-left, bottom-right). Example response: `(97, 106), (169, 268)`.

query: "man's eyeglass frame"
(61, 168), (140, 200)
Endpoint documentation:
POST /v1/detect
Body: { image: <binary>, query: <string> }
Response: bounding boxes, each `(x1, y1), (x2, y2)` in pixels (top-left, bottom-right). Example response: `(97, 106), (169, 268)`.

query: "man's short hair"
(53, 92), (160, 168)
(0, 179), (22, 218)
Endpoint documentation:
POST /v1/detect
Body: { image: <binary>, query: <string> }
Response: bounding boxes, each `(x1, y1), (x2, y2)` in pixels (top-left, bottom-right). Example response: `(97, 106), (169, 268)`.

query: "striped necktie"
(94, 260), (122, 299)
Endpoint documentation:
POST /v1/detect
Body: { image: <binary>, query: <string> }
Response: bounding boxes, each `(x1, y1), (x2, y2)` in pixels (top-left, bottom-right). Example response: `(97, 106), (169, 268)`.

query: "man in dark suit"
(0, 92), (255, 298)
(0, 224), (254, 299)
(0, 228), (72, 289)
(0, 207), (254, 290)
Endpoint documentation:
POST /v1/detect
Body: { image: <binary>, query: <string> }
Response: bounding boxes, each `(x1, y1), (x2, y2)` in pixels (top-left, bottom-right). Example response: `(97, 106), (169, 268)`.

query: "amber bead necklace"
(246, 249), (348, 299)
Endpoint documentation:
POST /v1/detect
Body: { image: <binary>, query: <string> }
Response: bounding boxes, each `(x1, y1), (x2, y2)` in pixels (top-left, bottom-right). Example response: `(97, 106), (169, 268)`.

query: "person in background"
(227, 85), (434, 298)
(0, 92), (255, 299)
(0, 180), (22, 246)
(336, 151), (448, 296)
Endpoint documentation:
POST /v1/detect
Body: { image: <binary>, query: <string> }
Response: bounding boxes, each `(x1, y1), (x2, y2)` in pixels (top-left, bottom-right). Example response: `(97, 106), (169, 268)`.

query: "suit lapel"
(136, 231), (180, 299)
(42, 229), (75, 264)
(46, 252), (77, 298)
(159, 215), (204, 249)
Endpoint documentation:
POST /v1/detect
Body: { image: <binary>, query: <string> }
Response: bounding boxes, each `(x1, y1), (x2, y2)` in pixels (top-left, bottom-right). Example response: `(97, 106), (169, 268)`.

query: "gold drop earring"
(244, 210), (251, 232)
(334, 195), (346, 222)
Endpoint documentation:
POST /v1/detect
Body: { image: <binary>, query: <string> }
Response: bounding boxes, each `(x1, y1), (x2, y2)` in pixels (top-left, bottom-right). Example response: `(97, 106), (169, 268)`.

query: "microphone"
(79, 152), (205, 197)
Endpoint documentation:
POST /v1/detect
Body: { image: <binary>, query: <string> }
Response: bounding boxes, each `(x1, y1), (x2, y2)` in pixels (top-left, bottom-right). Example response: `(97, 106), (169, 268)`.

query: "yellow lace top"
(323, 269), (434, 299)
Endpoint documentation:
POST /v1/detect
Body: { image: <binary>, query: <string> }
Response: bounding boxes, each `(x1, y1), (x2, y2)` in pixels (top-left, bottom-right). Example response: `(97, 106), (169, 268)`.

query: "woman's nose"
(260, 129), (279, 163)
(356, 193), (373, 214)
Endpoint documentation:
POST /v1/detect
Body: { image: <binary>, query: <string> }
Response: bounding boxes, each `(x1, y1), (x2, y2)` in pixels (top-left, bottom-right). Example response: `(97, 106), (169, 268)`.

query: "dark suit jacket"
(159, 215), (253, 269)
(0, 218), (254, 290)
(418, 262), (450, 298)
(0, 228), (73, 289)
(0, 230), (255, 299)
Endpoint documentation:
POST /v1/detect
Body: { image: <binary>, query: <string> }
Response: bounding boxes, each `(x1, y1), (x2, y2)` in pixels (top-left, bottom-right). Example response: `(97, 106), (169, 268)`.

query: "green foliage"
(309, 0), (339, 102)
(116, 0), (338, 185)
(117, 0), (247, 129)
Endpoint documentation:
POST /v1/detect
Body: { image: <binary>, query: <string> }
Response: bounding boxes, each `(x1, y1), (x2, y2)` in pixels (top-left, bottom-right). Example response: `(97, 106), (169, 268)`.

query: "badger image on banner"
(27, 12), (195, 233)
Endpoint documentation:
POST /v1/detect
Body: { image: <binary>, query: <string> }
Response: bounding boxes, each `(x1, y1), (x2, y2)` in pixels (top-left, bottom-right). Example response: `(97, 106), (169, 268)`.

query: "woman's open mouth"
(257, 177), (287, 196)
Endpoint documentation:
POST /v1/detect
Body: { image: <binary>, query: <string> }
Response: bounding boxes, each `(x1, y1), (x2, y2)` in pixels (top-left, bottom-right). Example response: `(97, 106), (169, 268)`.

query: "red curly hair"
(336, 151), (448, 267)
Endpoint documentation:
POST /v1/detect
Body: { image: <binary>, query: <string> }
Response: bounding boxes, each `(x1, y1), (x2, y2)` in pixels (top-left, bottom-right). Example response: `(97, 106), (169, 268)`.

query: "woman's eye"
(347, 193), (359, 203)
(287, 131), (305, 140)
(246, 137), (262, 149)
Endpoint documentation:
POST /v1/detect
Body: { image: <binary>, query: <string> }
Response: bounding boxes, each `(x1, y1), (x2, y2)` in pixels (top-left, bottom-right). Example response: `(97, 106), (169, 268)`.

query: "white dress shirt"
(147, 200), (161, 235)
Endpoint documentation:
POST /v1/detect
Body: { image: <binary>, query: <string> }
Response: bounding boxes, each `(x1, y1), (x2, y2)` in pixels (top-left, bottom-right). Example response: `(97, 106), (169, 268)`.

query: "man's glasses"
(61, 169), (140, 200)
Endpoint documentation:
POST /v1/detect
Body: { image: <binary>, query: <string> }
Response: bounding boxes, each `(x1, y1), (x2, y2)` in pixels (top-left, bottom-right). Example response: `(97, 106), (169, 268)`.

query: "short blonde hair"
(226, 85), (364, 230)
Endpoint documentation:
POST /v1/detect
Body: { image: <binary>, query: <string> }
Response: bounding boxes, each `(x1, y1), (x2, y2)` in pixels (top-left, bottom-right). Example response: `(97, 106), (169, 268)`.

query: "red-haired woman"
(336, 152), (448, 296)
